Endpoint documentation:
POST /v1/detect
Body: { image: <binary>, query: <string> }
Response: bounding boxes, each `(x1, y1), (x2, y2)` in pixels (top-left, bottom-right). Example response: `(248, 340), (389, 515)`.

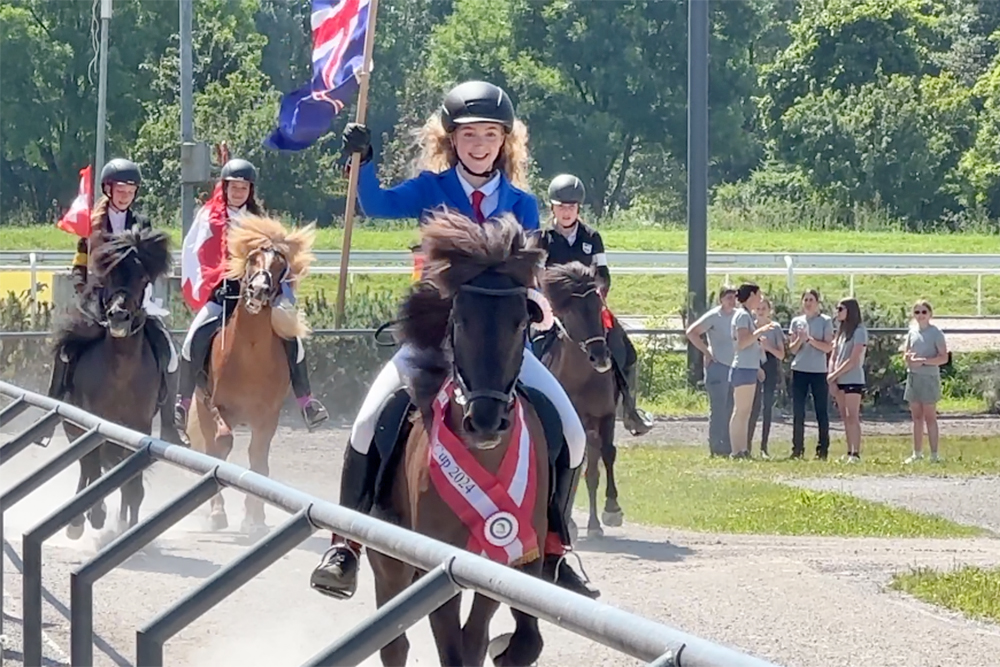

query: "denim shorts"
(730, 367), (759, 387)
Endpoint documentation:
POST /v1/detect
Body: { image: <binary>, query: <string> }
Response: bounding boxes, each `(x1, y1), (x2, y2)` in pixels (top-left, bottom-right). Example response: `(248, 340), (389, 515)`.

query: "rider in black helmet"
(173, 157), (330, 435)
(48, 158), (179, 440)
(534, 173), (654, 436)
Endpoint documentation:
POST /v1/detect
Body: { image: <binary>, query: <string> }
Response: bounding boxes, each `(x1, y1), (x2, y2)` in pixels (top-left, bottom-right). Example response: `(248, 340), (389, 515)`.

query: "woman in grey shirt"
(828, 297), (867, 462)
(788, 290), (834, 459)
(729, 283), (781, 459)
(686, 286), (738, 456)
(749, 297), (785, 458)
(903, 300), (949, 463)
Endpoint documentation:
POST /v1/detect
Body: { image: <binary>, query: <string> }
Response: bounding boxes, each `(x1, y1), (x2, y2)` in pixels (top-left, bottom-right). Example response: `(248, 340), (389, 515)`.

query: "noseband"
(449, 282), (527, 410)
(242, 248), (289, 306)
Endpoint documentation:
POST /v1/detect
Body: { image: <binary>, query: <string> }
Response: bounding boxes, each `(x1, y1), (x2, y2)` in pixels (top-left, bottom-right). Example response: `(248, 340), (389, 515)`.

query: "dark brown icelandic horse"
(50, 227), (173, 539)
(368, 211), (551, 666)
(536, 262), (623, 540)
(186, 215), (315, 535)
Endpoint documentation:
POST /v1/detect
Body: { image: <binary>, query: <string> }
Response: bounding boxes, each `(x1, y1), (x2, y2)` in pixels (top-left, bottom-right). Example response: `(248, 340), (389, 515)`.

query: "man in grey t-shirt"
(686, 287), (737, 456)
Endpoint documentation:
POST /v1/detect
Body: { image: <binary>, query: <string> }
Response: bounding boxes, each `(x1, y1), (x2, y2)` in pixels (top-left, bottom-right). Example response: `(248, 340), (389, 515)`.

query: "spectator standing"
(903, 300), (949, 463)
(749, 297), (785, 458)
(686, 287), (738, 457)
(829, 297), (868, 462)
(788, 290), (834, 460)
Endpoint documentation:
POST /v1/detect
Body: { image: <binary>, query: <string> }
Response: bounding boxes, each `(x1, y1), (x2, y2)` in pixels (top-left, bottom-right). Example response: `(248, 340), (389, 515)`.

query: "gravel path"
(4, 417), (1000, 667)
(788, 476), (1000, 535)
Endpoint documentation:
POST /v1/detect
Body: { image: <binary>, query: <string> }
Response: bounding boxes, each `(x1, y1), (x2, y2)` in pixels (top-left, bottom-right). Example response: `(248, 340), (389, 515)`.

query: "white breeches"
(349, 344), (586, 468)
(181, 301), (303, 362)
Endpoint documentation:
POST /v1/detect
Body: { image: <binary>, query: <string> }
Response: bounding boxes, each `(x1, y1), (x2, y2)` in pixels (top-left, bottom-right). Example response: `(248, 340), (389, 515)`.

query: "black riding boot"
(542, 463), (600, 599)
(46, 348), (72, 401)
(283, 337), (329, 430)
(174, 318), (220, 432)
(607, 321), (653, 436)
(310, 443), (380, 599)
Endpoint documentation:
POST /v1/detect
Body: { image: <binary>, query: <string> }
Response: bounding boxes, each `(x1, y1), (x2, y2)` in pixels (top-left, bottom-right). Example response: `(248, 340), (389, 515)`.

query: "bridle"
(448, 282), (527, 413)
(241, 247), (289, 310)
(552, 285), (606, 356)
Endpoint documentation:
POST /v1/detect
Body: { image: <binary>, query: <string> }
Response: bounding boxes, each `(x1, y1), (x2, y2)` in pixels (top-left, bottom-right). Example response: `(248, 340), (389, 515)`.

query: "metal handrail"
(0, 381), (780, 667)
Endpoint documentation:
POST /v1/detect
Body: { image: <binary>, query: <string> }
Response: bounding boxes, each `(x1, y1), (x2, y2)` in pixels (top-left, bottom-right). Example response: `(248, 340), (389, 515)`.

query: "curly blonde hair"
(411, 113), (531, 190)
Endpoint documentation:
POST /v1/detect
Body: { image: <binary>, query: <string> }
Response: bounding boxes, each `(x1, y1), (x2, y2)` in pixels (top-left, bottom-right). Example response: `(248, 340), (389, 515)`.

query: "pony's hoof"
(89, 506), (107, 531)
(587, 525), (604, 539)
(601, 510), (624, 527)
(66, 524), (84, 541)
(241, 517), (268, 537)
(567, 519), (578, 546)
(209, 511), (228, 531)
(488, 633), (513, 665)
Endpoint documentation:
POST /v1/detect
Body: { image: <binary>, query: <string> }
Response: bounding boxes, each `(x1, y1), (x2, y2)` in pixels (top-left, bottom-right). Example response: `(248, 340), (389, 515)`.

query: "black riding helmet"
(101, 158), (142, 188)
(548, 174), (585, 205)
(221, 158), (257, 183)
(440, 81), (515, 134)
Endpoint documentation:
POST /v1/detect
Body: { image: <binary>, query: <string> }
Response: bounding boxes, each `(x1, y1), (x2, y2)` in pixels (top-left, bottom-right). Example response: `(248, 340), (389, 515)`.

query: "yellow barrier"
(0, 270), (55, 303)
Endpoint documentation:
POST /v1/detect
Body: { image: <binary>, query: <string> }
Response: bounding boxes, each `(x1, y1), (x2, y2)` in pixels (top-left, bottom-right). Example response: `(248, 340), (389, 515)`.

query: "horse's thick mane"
(398, 211), (544, 412)
(54, 227), (173, 354)
(224, 214), (315, 339)
(399, 211), (543, 350)
(541, 261), (598, 312)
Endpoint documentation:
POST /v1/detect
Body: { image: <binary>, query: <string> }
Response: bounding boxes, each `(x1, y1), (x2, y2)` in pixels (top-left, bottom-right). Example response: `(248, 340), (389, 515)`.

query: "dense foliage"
(7, 0), (1000, 232)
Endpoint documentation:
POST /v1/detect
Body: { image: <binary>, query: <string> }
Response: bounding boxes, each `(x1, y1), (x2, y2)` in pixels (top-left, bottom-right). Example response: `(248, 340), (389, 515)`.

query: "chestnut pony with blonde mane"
(186, 214), (315, 534)
(366, 210), (551, 667)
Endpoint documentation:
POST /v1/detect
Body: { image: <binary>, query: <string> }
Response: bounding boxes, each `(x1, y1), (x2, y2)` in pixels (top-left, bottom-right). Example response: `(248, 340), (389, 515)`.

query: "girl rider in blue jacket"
(309, 81), (599, 600)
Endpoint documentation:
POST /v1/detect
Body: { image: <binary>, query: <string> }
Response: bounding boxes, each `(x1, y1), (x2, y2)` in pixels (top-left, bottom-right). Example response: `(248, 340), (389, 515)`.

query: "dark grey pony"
(536, 262), (624, 539)
(48, 227), (173, 539)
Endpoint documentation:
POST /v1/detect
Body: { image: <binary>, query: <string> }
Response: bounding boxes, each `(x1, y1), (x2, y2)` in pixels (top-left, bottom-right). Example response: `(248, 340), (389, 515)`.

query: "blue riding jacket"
(356, 161), (540, 230)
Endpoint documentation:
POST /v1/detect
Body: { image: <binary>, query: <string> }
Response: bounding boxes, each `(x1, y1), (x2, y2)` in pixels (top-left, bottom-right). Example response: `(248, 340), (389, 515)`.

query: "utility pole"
(179, 0), (195, 237)
(686, 0), (709, 386)
(94, 0), (113, 194)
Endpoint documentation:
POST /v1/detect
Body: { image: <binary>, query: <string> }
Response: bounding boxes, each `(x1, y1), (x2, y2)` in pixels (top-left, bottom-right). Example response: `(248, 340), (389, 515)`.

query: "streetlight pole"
(686, 0), (709, 386)
(180, 0), (195, 237)
(94, 0), (113, 194)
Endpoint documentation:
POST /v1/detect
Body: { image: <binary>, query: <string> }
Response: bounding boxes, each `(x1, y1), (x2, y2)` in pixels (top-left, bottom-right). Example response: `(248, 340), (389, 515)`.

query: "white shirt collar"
(107, 207), (128, 233)
(556, 221), (579, 246)
(456, 169), (501, 199)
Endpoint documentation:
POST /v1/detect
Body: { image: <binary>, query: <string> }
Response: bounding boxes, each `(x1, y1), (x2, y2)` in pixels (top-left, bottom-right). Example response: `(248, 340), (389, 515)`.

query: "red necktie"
(471, 190), (486, 223)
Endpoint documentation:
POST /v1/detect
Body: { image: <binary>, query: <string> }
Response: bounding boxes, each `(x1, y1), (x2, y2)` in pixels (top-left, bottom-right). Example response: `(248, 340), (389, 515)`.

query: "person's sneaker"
(846, 453), (861, 464)
(543, 554), (600, 599)
(301, 398), (330, 431)
(759, 449), (770, 460)
(904, 452), (924, 464)
(929, 452), (943, 463)
(730, 450), (751, 460)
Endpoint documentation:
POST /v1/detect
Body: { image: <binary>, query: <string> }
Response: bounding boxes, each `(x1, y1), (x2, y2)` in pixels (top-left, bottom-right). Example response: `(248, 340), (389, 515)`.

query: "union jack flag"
(264, 0), (371, 151)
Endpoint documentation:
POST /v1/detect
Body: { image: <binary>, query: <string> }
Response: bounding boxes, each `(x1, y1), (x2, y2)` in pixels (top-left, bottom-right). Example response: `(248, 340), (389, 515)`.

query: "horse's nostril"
(462, 415), (476, 433)
(498, 417), (510, 431)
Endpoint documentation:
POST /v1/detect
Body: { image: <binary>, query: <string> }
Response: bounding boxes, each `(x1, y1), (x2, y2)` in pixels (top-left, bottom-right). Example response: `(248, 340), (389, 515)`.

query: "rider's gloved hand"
(342, 123), (373, 165)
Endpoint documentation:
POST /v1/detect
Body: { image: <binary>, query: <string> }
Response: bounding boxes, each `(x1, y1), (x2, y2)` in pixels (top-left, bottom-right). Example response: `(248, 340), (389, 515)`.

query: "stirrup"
(554, 548), (592, 586)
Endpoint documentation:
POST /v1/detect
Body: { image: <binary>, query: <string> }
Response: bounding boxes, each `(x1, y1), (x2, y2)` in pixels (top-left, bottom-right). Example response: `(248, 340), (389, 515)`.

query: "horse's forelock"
(542, 261), (597, 310)
(419, 211), (543, 296)
(225, 215), (315, 283)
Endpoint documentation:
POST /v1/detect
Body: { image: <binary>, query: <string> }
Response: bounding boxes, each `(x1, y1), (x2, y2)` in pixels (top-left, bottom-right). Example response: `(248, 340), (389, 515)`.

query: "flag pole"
(334, 0), (381, 329)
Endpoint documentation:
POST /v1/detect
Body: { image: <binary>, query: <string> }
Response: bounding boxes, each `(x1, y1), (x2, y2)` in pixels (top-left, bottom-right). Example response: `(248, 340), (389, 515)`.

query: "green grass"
(6, 223), (1000, 254)
(625, 436), (1000, 478)
(891, 566), (1000, 624)
(576, 445), (984, 537)
(8, 224), (1000, 315)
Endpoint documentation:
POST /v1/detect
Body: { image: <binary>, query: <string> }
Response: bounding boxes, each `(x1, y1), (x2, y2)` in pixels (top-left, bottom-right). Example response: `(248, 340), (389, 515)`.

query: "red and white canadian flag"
(56, 165), (93, 237)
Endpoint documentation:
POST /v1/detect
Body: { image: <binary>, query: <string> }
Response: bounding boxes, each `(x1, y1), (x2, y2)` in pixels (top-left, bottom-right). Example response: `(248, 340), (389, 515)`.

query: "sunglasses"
(837, 305), (846, 311)
(913, 309), (929, 315)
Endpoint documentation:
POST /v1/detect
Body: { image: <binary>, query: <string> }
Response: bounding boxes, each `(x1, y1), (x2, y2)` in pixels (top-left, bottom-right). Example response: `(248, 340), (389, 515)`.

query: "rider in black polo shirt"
(534, 174), (653, 435)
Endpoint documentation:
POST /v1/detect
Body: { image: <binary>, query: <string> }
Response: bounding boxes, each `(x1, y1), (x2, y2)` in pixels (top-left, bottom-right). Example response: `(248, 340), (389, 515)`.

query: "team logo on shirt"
(582, 242), (592, 254)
